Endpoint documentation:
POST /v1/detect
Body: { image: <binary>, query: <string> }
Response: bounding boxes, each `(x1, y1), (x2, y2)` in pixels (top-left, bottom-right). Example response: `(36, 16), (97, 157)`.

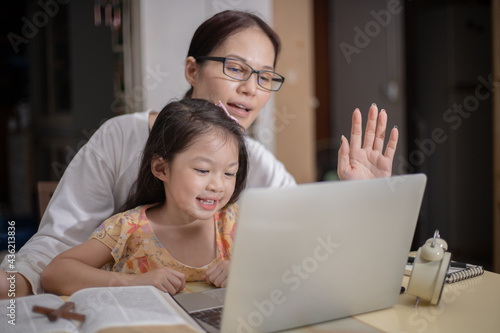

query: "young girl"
(40, 98), (248, 296)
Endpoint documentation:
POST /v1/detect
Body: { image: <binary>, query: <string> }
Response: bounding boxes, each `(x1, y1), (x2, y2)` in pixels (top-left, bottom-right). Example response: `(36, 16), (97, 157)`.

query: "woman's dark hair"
(185, 10), (281, 97)
(122, 98), (248, 211)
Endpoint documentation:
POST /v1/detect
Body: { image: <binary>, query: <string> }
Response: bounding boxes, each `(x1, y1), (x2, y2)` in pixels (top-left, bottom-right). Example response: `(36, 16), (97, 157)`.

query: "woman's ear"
(151, 157), (168, 181)
(185, 56), (200, 87)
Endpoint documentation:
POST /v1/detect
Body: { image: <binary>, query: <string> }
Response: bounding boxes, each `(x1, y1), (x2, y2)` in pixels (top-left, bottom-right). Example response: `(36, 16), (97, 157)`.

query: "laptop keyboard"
(190, 306), (223, 329)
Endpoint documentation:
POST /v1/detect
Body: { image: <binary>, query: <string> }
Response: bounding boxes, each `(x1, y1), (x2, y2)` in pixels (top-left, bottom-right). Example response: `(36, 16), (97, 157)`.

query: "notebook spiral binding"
(445, 265), (484, 284)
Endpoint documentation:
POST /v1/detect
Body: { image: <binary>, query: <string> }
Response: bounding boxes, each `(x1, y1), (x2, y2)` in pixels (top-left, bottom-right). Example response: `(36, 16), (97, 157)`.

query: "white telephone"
(407, 230), (451, 307)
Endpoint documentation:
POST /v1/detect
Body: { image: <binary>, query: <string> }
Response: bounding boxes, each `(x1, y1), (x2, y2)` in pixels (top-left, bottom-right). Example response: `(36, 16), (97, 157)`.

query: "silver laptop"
(175, 174), (427, 333)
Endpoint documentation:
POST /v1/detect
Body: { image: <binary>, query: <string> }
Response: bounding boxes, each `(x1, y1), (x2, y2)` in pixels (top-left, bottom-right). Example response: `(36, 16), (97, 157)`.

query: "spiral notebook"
(446, 263), (484, 283)
(406, 257), (484, 284)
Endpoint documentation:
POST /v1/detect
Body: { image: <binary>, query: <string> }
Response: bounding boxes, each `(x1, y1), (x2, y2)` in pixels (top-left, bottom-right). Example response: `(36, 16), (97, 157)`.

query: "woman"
(0, 10), (397, 297)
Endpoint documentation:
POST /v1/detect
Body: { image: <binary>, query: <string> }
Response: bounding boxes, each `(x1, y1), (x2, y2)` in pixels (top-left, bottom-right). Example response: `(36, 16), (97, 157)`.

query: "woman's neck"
(148, 111), (159, 130)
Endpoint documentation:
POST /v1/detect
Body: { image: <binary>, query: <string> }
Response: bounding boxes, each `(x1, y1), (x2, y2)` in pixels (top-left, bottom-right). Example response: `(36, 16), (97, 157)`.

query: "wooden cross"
(32, 301), (86, 322)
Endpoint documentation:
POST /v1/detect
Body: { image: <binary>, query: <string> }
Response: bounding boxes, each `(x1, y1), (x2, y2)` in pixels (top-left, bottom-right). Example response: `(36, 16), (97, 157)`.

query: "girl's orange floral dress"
(90, 204), (237, 281)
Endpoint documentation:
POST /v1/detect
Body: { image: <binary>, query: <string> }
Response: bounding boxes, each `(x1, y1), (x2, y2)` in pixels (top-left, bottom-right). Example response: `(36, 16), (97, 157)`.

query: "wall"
(273, 0), (316, 183)
(329, 0), (406, 176)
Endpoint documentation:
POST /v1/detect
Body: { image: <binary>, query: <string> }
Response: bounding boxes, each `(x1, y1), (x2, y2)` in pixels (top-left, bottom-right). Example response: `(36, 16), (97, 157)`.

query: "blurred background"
(0, 0), (498, 272)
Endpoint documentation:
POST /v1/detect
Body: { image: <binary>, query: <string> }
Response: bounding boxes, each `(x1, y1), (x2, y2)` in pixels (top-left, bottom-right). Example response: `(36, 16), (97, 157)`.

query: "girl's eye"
(195, 169), (209, 174)
(225, 172), (236, 177)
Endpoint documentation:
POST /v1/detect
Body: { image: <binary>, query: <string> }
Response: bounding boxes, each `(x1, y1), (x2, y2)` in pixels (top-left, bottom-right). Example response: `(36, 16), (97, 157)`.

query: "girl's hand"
(338, 104), (398, 180)
(131, 267), (186, 294)
(204, 260), (230, 288)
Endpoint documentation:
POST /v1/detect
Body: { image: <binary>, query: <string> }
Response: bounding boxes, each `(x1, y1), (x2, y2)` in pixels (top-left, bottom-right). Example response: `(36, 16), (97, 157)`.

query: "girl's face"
(163, 130), (239, 223)
(186, 27), (276, 129)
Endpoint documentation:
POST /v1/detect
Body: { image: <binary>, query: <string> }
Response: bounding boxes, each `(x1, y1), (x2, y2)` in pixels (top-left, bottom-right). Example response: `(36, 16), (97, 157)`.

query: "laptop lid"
(220, 174), (427, 333)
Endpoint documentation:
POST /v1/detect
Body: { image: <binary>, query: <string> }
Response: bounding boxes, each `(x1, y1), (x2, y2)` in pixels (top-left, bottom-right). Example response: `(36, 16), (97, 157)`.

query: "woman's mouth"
(227, 103), (251, 118)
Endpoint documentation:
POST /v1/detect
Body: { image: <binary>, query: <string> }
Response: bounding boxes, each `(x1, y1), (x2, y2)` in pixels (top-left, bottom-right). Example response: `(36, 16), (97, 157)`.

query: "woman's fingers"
(350, 108), (363, 150)
(337, 135), (350, 180)
(362, 104), (378, 149)
(373, 109), (387, 152)
(354, 105), (393, 153)
(384, 127), (399, 160)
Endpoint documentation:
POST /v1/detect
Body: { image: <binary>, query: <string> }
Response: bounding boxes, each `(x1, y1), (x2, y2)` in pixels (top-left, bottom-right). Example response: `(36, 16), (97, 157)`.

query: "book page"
(68, 286), (202, 333)
(0, 293), (78, 333)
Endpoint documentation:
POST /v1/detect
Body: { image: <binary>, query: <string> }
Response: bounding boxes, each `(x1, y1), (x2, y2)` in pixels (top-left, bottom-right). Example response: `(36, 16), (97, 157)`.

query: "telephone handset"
(407, 230), (451, 307)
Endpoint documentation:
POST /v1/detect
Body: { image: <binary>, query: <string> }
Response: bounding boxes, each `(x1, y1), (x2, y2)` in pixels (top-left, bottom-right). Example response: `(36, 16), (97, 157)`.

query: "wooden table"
(181, 270), (500, 332)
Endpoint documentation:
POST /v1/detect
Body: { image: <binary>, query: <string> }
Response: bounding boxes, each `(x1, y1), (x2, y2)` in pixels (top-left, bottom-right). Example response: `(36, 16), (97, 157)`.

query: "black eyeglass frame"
(196, 56), (285, 92)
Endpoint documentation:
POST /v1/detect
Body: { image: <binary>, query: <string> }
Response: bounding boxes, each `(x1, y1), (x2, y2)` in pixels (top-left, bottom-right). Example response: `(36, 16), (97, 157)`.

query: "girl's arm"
(41, 239), (186, 295)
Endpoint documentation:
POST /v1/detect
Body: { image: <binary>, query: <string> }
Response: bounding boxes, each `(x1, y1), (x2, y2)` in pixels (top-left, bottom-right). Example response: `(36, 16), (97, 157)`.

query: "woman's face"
(187, 27), (276, 129)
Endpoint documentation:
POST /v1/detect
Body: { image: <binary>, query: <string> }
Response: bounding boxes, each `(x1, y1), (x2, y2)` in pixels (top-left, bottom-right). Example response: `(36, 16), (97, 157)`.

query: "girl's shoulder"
(104, 204), (153, 228)
(91, 204), (156, 248)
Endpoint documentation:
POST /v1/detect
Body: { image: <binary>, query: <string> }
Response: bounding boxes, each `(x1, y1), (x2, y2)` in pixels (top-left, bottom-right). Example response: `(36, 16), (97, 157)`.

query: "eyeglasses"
(196, 56), (285, 92)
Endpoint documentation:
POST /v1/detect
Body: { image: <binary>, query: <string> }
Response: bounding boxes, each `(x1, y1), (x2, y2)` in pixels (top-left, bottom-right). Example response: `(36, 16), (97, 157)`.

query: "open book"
(0, 285), (204, 333)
